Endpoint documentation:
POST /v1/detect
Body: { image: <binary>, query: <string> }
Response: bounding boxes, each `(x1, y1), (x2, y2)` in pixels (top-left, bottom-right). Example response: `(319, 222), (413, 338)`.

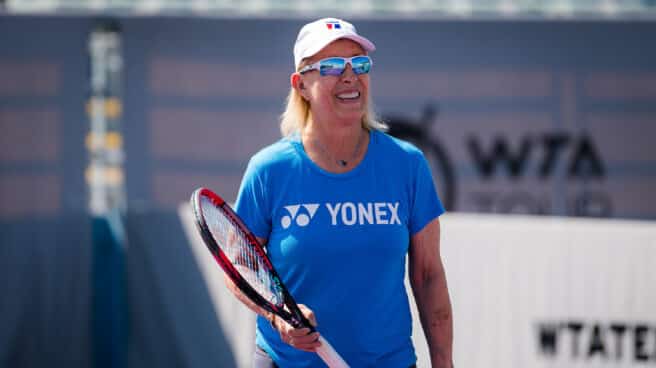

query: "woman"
(232, 17), (453, 368)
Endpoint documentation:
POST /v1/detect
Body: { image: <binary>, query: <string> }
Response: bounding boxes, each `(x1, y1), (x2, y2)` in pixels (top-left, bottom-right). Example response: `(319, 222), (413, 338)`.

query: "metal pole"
(87, 20), (128, 368)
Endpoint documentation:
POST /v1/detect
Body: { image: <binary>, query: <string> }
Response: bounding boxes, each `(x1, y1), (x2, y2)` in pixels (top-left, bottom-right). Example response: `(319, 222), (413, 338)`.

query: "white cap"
(293, 18), (376, 70)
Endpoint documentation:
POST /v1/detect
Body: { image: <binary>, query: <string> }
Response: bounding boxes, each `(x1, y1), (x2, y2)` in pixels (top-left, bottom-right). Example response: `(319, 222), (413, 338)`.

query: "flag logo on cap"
(325, 20), (341, 30)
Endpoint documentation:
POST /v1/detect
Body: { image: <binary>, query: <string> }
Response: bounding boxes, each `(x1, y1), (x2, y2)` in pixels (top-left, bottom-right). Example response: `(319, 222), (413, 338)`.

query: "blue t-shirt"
(235, 129), (444, 368)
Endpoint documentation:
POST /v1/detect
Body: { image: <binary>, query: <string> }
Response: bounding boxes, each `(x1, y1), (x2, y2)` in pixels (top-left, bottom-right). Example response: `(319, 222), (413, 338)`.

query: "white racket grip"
(316, 335), (349, 368)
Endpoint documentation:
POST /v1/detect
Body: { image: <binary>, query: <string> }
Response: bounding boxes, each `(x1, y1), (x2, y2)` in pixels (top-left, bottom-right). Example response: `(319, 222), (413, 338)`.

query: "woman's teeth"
(336, 91), (360, 100)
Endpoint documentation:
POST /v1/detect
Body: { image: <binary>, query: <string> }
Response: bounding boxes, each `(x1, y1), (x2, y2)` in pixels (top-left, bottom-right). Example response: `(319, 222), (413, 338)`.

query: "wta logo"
(280, 204), (319, 229)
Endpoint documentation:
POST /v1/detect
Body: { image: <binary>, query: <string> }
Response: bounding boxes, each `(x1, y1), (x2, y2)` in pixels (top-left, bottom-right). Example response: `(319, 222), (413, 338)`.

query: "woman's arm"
(409, 217), (454, 368)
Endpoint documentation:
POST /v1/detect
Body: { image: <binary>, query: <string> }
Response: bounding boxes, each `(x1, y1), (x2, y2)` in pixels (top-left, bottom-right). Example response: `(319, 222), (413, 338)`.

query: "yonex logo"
(281, 204), (319, 229)
(280, 202), (401, 229)
(326, 202), (401, 226)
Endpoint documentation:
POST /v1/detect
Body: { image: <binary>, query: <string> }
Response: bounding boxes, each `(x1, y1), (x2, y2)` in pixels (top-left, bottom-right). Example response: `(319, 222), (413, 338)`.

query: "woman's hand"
(270, 304), (322, 352)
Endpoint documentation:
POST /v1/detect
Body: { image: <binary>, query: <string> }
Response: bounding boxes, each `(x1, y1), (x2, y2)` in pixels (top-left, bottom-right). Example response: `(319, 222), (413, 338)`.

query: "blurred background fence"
(1, 2), (655, 367)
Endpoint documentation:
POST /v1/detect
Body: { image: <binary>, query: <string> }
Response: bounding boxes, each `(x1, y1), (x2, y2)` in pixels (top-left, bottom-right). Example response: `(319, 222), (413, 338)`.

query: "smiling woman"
(226, 17), (454, 368)
(295, 38), (371, 155)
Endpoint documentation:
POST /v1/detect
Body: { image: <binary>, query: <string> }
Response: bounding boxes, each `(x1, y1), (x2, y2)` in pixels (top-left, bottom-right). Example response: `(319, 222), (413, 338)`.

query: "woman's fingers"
(281, 326), (319, 345)
(298, 304), (318, 327)
(286, 332), (321, 352)
(276, 304), (322, 351)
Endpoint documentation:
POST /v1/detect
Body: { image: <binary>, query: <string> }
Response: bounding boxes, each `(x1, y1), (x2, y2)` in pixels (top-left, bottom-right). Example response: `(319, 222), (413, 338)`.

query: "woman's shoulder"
(373, 130), (425, 160)
(247, 136), (300, 172)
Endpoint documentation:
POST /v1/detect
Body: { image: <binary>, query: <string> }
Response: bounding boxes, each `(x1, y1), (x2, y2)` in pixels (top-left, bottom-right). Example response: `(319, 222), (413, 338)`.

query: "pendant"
(338, 160), (348, 167)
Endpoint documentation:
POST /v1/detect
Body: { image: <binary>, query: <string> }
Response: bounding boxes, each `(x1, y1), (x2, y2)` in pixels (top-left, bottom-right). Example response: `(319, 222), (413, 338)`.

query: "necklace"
(311, 130), (365, 168)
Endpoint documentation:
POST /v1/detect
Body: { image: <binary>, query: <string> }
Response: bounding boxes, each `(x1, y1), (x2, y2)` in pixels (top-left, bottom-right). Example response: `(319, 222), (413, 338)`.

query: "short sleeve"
(234, 160), (271, 239)
(409, 153), (445, 235)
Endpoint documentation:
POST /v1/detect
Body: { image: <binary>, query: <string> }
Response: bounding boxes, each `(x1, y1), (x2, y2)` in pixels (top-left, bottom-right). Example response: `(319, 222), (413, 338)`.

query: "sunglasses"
(299, 55), (373, 76)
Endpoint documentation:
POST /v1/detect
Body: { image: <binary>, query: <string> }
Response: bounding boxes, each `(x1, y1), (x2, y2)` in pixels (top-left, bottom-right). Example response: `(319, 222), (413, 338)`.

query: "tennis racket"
(190, 187), (349, 368)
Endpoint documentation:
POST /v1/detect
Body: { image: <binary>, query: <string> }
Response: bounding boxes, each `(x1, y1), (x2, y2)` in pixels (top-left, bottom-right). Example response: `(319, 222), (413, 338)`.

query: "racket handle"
(316, 335), (349, 368)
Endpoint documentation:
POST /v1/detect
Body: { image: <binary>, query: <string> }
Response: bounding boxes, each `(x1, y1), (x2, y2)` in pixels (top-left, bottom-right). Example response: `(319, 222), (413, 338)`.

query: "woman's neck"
(302, 118), (368, 172)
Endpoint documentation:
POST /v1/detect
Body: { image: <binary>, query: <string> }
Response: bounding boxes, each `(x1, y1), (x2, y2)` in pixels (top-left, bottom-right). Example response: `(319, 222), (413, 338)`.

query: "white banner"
(430, 214), (656, 368)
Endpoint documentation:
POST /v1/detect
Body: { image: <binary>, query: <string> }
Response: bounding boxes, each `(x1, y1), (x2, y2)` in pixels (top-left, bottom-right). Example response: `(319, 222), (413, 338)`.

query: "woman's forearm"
(412, 268), (453, 368)
(223, 274), (275, 323)
(409, 218), (453, 368)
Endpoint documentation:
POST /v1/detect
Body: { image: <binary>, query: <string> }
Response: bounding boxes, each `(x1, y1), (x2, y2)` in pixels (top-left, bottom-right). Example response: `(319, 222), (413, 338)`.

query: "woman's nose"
(340, 64), (357, 82)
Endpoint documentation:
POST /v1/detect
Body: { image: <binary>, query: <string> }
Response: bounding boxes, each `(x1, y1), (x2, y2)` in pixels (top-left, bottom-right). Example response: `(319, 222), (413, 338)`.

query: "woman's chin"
(333, 108), (364, 123)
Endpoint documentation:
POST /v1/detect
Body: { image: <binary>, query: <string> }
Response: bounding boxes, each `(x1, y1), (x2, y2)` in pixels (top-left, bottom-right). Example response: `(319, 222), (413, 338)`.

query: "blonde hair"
(279, 68), (387, 137)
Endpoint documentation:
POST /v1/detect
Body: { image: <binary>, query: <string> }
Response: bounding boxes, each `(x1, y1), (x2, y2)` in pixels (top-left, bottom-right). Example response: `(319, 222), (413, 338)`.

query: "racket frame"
(190, 187), (314, 330)
(191, 187), (350, 368)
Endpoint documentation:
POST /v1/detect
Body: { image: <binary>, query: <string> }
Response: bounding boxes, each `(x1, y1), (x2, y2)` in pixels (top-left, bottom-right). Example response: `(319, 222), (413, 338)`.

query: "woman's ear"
(291, 73), (308, 100)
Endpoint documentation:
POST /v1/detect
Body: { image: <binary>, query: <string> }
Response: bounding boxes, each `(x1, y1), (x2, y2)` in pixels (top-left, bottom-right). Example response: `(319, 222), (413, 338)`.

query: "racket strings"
(200, 197), (283, 306)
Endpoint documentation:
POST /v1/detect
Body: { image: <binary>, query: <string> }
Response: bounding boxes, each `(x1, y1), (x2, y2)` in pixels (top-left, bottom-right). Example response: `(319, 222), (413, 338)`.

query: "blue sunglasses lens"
(318, 56), (372, 76)
(351, 56), (371, 75)
(319, 58), (346, 76)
